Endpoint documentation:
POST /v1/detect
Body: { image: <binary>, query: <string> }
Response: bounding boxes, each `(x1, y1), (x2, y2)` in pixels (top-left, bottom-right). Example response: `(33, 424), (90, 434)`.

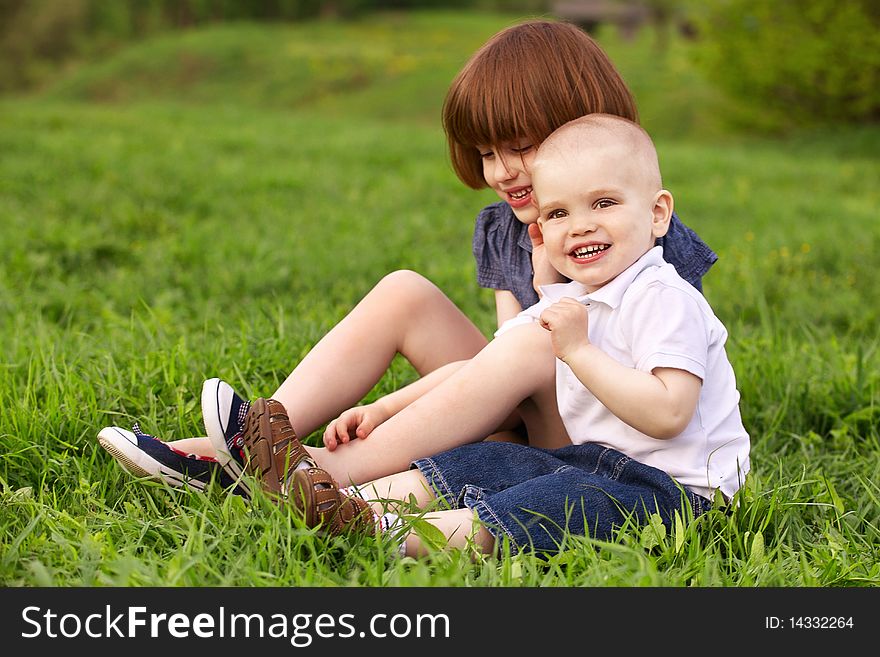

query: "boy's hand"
(528, 223), (567, 293)
(322, 402), (389, 451)
(539, 297), (590, 361)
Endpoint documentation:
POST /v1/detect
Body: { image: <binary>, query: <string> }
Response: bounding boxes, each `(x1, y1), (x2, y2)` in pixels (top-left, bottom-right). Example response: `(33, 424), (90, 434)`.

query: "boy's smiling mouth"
(570, 243), (610, 261)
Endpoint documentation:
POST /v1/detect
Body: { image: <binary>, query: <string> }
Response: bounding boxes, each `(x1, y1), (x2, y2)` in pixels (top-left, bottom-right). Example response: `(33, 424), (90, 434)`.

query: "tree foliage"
(687, 0), (880, 126)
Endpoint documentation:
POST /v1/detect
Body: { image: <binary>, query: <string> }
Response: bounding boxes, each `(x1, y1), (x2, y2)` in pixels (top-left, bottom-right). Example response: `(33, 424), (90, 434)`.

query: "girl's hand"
(528, 223), (567, 294)
(539, 297), (590, 362)
(322, 402), (389, 451)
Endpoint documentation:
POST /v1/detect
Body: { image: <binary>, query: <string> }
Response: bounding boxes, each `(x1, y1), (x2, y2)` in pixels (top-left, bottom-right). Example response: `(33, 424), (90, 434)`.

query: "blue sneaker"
(97, 424), (246, 496)
(201, 378), (251, 497)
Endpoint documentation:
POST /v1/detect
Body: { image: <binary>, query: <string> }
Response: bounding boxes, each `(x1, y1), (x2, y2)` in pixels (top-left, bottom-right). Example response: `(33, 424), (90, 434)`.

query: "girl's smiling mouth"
(506, 186), (533, 208)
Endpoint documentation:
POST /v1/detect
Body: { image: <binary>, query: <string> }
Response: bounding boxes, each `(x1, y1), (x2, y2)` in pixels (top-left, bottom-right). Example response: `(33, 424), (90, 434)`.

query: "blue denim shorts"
(412, 441), (711, 554)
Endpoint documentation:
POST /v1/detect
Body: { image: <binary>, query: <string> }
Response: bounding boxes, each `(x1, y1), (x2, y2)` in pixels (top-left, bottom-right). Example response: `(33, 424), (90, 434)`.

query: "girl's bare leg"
(273, 270), (489, 436)
(359, 469), (494, 556)
(168, 270), (488, 456)
(310, 322), (567, 484)
(168, 437), (217, 455)
(403, 508), (492, 556)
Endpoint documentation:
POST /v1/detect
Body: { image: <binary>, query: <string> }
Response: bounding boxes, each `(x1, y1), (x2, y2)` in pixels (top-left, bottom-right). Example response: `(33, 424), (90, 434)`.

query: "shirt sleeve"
(621, 281), (709, 380)
(472, 203), (509, 291)
(657, 211), (718, 292)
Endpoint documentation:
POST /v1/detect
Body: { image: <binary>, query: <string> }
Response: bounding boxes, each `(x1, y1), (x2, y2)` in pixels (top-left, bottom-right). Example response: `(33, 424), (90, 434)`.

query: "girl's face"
(478, 140), (539, 224)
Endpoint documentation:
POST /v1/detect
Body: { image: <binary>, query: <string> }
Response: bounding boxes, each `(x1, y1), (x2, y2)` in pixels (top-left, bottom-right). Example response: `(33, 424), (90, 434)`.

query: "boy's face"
(478, 140), (539, 224)
(533, 143), (671, 293)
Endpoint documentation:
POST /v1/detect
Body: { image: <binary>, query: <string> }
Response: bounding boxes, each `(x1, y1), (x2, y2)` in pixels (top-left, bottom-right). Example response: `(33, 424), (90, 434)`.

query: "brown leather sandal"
(241, 397), (313, 499)
(290, 467), (374, 536)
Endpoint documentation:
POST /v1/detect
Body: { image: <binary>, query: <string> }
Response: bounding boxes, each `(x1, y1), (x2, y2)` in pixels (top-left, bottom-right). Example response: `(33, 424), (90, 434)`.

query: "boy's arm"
(540, 298), (701, 439)
(565, 348), (701, 439)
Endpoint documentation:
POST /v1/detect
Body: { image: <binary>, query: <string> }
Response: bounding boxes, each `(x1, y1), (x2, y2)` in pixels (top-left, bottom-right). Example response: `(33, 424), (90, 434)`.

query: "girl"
(98, 19), (716, 494)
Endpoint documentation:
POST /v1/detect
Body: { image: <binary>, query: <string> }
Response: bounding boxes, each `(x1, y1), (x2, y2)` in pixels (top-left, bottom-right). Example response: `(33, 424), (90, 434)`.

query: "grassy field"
(1, 11), (878, 587)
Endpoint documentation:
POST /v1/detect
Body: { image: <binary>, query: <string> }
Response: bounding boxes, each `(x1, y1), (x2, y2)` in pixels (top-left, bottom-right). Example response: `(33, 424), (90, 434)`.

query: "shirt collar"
(536, 246), (665, 309)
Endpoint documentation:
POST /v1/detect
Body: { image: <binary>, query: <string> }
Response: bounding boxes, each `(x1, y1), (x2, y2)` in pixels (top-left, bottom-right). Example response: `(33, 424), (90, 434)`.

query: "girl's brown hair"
(442, 19), (638, 189)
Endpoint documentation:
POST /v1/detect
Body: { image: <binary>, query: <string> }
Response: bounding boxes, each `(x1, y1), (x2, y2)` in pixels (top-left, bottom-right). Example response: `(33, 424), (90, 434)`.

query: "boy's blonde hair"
(442, 20), (639, 190)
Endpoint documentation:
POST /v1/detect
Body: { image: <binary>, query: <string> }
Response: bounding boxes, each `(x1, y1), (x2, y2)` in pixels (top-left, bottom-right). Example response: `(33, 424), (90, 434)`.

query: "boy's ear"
(651, 190), (674, 238)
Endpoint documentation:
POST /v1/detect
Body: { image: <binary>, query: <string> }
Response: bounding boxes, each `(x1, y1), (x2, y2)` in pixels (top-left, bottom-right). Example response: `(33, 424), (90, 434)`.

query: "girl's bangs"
(447, 77), (549, 149)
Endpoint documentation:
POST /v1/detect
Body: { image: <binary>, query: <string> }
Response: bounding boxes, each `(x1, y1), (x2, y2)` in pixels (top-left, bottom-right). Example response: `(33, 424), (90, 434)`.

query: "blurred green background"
(3, 0), (879, 132)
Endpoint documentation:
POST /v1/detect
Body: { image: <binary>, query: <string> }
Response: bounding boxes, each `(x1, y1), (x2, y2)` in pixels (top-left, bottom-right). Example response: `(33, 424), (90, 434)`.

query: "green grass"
(1, 11), (878, 587)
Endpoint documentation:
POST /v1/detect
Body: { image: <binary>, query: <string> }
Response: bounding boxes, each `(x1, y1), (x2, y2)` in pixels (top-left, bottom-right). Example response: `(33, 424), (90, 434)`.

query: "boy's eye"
(594, 198), (616, 209)
(546, 209), (568, 220)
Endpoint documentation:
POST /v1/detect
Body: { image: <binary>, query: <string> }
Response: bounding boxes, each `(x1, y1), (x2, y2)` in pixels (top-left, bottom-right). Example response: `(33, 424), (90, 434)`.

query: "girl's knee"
(375, 270), (442, 305)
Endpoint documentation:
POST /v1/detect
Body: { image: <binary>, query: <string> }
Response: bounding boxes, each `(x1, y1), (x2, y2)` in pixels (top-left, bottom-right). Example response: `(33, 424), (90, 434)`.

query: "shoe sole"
(201, 378), (252, 497)
(97, 427), (206, 492)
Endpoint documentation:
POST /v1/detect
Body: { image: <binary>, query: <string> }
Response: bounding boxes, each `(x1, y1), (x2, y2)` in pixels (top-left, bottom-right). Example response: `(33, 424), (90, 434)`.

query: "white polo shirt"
(497, 247), (750, 499)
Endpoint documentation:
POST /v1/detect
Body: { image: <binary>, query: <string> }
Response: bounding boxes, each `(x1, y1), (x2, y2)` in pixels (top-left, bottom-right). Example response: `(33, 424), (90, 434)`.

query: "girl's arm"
(323, 360), (467, 449)
(494, 290), (523, 328)
(528, 223), (568, 295)
(373, 360), (467, 419)
(539, 298), (701, 439)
